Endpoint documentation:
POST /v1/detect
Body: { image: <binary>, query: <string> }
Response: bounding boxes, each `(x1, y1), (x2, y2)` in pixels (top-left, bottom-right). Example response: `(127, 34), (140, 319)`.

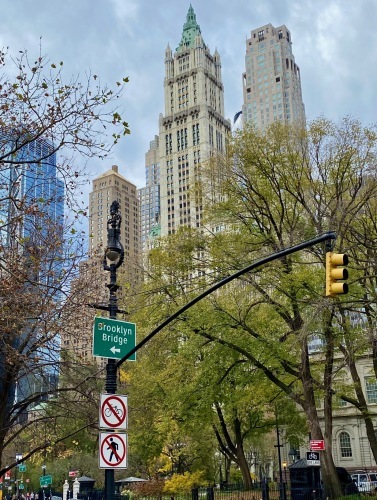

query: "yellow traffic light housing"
(326, 252), (349, 297)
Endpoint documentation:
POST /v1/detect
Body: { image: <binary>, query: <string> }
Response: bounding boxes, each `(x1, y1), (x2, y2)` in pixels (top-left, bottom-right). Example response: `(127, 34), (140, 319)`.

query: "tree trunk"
(237, 450), (253, 489)
(301, 336), (343, 499)
(213, 404), (252, 488)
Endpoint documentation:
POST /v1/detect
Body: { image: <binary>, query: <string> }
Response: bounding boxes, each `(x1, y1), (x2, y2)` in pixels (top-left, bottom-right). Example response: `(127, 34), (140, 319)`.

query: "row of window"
(165, 125), (200, 154)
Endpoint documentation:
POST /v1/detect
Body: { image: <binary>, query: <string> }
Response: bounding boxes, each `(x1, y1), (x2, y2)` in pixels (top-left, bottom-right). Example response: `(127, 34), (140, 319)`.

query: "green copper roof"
(149, 224), (161, 238)
(177, 5), (202, 52)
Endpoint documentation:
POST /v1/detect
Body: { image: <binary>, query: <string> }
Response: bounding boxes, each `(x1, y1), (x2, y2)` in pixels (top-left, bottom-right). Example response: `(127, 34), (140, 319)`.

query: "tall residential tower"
(61, 165), (141, 367)
(89, 164), (140, 286)
(242, 24), (305, 128)
(159, 5), (231, 236)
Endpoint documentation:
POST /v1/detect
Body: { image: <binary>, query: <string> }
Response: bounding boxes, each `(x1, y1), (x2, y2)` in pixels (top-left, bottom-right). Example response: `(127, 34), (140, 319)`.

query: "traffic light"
(326, 252), (349, 297)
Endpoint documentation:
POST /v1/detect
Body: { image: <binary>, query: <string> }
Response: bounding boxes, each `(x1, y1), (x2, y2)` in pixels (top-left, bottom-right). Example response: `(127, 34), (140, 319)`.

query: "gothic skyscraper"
(159, 5), (231, 236)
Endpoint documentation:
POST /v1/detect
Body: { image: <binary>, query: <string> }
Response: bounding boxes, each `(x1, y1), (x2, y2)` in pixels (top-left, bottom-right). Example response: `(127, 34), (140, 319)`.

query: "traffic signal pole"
(115, 231), (338, 369)
(99, 229), (337, 498)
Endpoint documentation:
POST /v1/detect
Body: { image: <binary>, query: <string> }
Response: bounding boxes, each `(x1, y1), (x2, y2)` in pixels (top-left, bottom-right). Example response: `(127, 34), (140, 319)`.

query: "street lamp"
(103, 200), (124, 500)
(282, 461), (287, 484)
(288, 447), (298, 464)
(42, 464), (47, 500)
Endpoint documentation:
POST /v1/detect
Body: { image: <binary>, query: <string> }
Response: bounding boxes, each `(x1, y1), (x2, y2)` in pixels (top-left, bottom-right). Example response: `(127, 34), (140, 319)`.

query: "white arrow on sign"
(110, 346), (121, 354)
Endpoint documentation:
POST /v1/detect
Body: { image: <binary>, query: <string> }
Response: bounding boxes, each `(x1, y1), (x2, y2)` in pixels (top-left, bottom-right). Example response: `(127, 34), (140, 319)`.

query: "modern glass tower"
(1, 136), (64, 407)
(159, 5), (231, 236)
(2, 137), (64, 253)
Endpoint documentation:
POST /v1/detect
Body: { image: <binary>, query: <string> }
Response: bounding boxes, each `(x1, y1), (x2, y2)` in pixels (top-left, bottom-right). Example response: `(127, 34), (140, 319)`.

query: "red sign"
(310, 440), (325, 451)
(69, 470), (78, 477)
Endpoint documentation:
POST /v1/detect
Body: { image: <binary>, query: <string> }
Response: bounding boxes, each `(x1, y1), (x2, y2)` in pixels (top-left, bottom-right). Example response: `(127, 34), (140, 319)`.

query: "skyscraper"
(242, 23), (305, 129)
(60, 165), (141, 368)
(138, 136), (161, 252)
(89, 164), (141, 286)
(1, 137), (64, 248)
(159, 5), (231, 236)
(0, 137), (65, 407)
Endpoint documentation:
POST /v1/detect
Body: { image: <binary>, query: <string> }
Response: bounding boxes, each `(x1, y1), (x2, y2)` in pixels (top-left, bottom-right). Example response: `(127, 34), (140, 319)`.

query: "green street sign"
(19, 484), (24, 490)
(18, 465), (26, 472)
(93, 317), (136, 360)
(40, 475), (52, 487)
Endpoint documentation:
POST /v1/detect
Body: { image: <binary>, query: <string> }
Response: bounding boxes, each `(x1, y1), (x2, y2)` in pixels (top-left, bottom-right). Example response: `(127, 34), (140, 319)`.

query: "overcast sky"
(1, 0), (376, 192)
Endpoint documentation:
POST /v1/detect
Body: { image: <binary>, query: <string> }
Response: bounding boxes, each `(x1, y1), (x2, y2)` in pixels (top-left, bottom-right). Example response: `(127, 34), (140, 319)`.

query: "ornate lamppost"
(103, 200), (124, 500)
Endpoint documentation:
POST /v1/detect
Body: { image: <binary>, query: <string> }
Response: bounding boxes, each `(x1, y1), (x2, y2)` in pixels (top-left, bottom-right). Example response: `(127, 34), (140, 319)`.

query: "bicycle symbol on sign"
(308, 453), (318, 460)
(105, 404), (124, 419)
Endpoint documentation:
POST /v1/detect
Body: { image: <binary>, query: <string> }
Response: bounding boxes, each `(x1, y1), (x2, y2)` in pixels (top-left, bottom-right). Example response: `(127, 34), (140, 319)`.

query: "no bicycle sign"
(99, 394), (128, 430)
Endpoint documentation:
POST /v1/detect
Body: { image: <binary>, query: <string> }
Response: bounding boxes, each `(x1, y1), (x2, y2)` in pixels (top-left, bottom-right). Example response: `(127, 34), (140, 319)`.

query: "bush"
(163, 472), (205, 495)
(128, 479), (165, 497)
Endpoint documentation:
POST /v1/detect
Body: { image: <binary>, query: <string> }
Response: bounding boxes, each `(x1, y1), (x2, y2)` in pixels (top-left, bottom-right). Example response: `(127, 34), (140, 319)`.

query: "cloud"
(108, 0), (140, 35)
(1, 0), (376, 189)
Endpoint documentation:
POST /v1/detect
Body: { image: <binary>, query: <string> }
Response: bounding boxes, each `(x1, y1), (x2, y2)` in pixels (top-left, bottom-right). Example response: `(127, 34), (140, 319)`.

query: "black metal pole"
(115, 231), (337, 368)
(275, 416), (286, 500)
(105, 263), (118, 500)
(15, 465), (18, 498)
(103, 201), (124, 500)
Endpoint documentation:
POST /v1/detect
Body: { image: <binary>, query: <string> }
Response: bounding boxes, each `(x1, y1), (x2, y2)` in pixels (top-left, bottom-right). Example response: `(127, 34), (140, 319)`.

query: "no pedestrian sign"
(99, 394), (128, 430)
(99, 432), (128, 469)
(92, 317), (136, 360)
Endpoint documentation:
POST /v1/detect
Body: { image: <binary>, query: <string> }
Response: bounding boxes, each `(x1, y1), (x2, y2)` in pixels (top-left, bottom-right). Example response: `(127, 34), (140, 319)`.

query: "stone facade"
(159, 6), (231, 236)
(242, 23), (305, 128)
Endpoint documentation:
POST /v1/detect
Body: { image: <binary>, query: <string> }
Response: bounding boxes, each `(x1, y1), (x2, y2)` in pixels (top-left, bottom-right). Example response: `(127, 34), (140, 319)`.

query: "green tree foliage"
(202, 117), (377, 497)
(127, 117), (377, 499)
(125, 238), (306, 487)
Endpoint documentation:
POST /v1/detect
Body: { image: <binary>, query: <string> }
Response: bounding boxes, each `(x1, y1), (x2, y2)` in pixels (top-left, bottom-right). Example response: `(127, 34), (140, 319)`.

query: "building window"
(366, 377), (377, 403)
(339, 432), (352, 458)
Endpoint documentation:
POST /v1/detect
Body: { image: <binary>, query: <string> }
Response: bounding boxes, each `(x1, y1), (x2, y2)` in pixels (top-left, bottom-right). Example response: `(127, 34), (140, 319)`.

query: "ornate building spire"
(177, 4), (203, 52)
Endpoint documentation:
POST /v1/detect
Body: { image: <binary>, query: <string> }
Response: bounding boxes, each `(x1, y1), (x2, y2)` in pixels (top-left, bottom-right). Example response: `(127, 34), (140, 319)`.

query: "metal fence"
(72, 482), (364, 500)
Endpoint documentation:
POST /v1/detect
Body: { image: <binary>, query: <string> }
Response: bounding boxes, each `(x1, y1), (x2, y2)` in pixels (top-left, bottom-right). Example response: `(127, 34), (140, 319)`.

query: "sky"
(1, 0), (376, 194)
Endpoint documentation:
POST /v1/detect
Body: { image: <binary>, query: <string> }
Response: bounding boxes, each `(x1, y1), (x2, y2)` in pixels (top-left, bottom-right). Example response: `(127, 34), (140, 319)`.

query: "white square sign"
(99, 394), (128, 430)
(99, 432), (128, 469)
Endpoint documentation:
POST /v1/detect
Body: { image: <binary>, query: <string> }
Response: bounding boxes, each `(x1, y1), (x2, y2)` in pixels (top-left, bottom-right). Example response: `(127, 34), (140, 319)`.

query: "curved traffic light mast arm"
(115, 231), (337, 369)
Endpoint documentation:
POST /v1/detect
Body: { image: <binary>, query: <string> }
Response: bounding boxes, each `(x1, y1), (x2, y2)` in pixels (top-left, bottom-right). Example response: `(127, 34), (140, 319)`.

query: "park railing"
(76, 481), (350, 500)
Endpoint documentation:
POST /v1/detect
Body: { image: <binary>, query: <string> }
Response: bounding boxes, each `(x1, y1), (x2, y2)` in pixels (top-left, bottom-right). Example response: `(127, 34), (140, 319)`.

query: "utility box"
(289, 459), (322, 500)
(289, 460), (359, 498)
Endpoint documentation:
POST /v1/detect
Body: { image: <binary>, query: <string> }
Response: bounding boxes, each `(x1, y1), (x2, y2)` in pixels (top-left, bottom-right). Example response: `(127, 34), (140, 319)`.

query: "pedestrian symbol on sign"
(107, 437), (119, 462)
(99, 432), (128, 469)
